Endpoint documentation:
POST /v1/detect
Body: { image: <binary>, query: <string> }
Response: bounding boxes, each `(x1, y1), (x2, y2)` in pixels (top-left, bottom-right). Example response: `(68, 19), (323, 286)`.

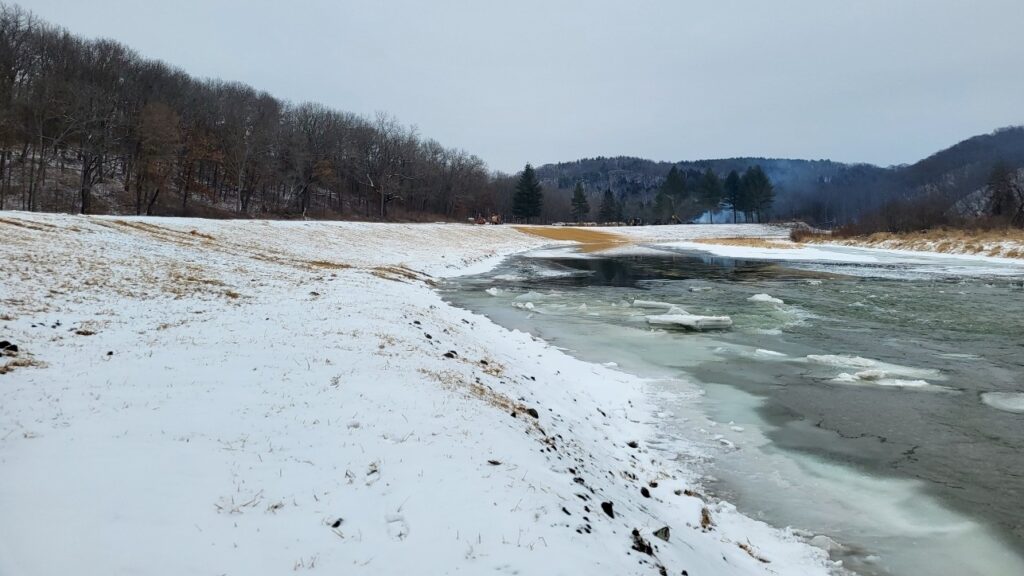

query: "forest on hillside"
(0, 4), (518, 221)
(537, 127), (1024, 228)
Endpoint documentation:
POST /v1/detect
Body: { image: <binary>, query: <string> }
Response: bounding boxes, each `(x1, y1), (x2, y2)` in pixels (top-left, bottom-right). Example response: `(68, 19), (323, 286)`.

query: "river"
(443, 245), (1024, 576)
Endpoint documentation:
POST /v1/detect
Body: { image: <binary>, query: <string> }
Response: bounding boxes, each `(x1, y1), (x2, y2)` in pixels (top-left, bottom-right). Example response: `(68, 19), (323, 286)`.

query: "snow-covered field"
(0, 214), (829, 575)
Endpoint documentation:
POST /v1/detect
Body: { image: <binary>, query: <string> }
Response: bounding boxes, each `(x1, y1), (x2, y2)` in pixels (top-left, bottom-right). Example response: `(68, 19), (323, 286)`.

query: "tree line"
(0, 4), (517, 220)
(508, 161), (775, 225)
(840, 161), (1024, 234)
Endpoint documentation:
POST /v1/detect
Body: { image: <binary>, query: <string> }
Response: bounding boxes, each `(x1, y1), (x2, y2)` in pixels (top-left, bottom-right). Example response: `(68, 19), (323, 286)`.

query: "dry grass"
(0, 217), (56, 232)
(738, 542), (770, 564)
(693, 237), (795, 249)
(799, 227), (1024, 259)
(0, 357), (45, 375)
(306, 260), (352, 270)
(370, 265), (434, 285)
(514, 226), (629, 253)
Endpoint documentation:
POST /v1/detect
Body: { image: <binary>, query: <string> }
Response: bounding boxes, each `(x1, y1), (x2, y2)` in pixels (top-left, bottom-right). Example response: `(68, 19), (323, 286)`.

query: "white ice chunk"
(632, 299), (678, 310)
(646, 313), (733, 331)
(854, 369), (886, 381)
(808, 354), (878, 369)
(484, 287), (502, 296)
(981, 392), (1024, 414)
(807, 354), (942, 380)
(831, 373), (952, 392)
(748, 293), (784, 305)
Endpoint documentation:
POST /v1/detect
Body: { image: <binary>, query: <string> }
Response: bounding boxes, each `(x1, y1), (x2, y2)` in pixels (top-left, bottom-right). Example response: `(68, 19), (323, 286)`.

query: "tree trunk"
(146, 187), (161, 216)
(79, 154), (93, 215)
(181, 162), (192, 214)
(0, 150), (6, 210)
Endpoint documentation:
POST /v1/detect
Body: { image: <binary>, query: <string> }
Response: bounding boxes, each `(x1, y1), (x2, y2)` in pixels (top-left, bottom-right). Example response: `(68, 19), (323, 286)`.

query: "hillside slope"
(0, 214), (829, 576)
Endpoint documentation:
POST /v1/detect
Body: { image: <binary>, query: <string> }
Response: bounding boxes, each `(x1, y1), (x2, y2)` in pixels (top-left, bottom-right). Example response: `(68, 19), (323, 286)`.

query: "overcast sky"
(19, 0), (1024, 173)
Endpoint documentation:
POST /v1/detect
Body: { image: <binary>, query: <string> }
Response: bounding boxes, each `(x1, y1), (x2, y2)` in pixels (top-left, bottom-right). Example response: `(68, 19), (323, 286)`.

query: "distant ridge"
(534, 127), (1024, 225)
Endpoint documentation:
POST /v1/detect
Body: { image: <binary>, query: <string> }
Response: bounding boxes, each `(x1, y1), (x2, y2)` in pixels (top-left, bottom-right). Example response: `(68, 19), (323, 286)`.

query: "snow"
(0, 213), (831, 576)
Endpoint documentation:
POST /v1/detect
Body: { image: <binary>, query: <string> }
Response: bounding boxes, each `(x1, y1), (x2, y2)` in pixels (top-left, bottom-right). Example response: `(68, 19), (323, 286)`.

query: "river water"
(443, 245), (1024, 576)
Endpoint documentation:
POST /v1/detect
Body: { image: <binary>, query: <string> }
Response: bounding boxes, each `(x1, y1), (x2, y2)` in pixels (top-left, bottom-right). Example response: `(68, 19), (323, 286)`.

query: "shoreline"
(0, 215), (830, 575)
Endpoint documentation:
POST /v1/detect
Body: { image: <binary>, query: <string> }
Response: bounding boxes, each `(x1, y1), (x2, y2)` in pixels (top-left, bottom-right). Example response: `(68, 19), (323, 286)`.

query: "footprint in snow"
(386, 514), (409, 541)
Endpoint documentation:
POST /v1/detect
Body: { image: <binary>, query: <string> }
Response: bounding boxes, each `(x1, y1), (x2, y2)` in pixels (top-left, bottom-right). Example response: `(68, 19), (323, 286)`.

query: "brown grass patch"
(693, 237), (794, 249)
(803, 227), (1024, 259)
(700, 507), (714, 531)
(738, 542), (770, 564)
(515, 226), (629, 253)
(790, 228), (831, 242)
(306, 260), (352, 270)
(0, 217), (55, 232)
(0, 357), (45, 375)
(371, 265), (434, 285)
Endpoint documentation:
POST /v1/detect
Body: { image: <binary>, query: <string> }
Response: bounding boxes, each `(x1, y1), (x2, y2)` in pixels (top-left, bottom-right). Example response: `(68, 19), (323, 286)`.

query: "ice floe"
(980, 392), (1024, 414)
(805, 354), (942, 380)
(748, 293), (785, 305)
(632, 299), (679, 310)
(646, 313), (734, 331)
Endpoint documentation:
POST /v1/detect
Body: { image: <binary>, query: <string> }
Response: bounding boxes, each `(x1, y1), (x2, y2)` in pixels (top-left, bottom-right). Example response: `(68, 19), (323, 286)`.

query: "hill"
(535, 126), (1024, 226)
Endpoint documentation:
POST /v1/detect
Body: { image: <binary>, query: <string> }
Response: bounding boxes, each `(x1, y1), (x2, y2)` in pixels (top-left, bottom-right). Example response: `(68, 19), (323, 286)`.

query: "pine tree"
(723, 169), (742, 223)
(653, 190), (674, 222)
(989, 161), (1015, 218)
(570, 181), (590, 222)
(598, 189), (619, 223)
(661, 166), (687, 198)
(512, 163), (543, 222)
(697, 168), (723, 223)
(740, 165), (774, 223)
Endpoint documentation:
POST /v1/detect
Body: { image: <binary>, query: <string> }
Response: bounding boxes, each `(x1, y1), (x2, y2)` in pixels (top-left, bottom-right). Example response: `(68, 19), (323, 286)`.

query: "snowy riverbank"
(0, 215), (830, 575)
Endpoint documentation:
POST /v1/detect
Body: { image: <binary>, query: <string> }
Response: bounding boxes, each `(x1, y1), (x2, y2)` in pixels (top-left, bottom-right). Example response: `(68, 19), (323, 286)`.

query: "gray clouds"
(20, 0), (1024, 172)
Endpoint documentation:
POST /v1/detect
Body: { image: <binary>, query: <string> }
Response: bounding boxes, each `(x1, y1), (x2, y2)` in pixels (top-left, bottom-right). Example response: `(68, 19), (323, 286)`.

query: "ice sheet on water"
(806, 354), (943, 380)
(980, 392), (1024, 414)
(831, 372), (954, 392)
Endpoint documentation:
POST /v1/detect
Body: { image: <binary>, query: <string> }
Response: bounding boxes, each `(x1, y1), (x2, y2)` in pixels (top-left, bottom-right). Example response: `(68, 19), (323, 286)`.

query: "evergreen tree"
(570, 181), (590, 222)
(598, 189), (619, 223)
(653, 190), (675, 222)
(723, 169), (742, 223)
(697, 168), (723, 223)
(512, 163), (544, 222)
(740, 165), (774, 223)
(661, 166), (687, 198)
(989, 161), (1016, 218)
